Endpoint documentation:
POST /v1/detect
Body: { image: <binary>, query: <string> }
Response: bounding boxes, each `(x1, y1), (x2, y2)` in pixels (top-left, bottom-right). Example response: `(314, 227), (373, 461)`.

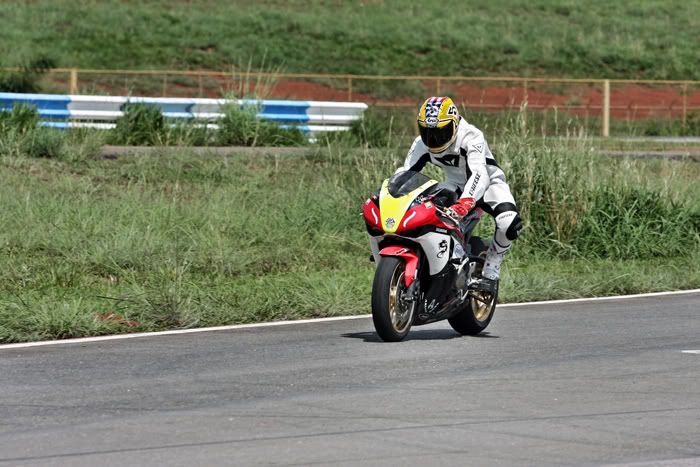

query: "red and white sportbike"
(363, 170), (498, 342)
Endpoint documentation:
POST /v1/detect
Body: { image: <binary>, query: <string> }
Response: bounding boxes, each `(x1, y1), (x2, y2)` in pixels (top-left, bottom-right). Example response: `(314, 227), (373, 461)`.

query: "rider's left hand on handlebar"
(446, 197), (475, 220)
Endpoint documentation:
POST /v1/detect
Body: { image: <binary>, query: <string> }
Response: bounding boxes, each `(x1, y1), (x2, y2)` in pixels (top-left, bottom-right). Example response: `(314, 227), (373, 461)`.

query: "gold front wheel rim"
(388, 266), (414, 333)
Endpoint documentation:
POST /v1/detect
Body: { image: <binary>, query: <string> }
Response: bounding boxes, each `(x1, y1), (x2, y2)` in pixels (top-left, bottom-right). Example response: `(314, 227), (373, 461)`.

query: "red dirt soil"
(271, 80), (700, 119)
(54, 75), (700, 119)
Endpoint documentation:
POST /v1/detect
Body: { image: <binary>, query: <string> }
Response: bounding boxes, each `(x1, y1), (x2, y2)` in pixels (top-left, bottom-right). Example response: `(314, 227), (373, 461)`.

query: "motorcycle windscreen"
(387, 171), (434, 198)
(380, 173), (438, 234)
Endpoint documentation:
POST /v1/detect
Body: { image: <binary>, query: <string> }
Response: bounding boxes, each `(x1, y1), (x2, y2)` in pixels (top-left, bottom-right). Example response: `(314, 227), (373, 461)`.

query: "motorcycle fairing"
(362, 198), (382, 232)
(379, 178), (437, 234)
(412, 232), (453, 275)
(378, 245), (419, 287)
(369, 231), (453, 276)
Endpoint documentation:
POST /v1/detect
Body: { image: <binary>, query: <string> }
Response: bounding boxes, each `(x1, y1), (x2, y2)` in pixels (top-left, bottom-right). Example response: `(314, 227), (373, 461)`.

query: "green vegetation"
(1, 0), (698, 342)
(216, 103), (306, 146)
(0, 126), (698, 342)
(0, 102), (306, 151)
(0, 104), (67, 159)
(0, 56), (54, 93)
(2, 2), (697, 137)
(107, 102), (305, 147)
(1, 1), (699, 80)
(637, 112), (700, 137)
(109, 103), (168, 146)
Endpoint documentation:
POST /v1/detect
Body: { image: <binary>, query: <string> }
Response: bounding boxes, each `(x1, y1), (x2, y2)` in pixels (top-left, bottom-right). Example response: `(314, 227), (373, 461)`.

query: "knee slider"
(506, 213), (523, 241)
(495, 211), (522, 241)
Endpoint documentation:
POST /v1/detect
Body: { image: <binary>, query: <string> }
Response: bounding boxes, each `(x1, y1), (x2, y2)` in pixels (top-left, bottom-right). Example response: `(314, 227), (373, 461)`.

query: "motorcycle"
(363, 170), (498, 342)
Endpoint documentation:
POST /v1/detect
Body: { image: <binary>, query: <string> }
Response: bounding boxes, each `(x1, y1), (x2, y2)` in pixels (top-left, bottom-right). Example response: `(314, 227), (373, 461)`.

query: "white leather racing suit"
(397, 117), (522, 280)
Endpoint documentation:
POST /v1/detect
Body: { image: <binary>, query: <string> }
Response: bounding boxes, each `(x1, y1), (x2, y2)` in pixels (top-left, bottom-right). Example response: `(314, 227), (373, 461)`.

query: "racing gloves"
(446, 197), (475, 220)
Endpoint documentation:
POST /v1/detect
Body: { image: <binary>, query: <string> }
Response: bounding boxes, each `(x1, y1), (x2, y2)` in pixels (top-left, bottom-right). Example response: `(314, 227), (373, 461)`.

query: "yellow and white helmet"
(417, 96), (460, 152)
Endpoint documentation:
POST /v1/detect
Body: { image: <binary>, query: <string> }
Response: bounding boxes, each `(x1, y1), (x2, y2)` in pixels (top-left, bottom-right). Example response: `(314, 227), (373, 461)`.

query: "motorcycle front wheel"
(371, 256), (416, 342)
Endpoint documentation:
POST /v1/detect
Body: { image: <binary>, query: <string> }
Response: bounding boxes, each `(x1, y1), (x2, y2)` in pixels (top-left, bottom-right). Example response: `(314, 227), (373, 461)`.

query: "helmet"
(417, 97), (460, 152)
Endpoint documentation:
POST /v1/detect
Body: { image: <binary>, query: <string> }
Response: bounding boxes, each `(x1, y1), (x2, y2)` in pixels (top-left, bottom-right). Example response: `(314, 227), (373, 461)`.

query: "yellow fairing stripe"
(379, 178), (437, 233)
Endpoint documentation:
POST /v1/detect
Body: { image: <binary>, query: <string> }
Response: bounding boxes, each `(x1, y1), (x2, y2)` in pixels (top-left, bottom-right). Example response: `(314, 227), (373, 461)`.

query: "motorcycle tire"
(448, 236), (497, 335)
(371, 256), (416, 342)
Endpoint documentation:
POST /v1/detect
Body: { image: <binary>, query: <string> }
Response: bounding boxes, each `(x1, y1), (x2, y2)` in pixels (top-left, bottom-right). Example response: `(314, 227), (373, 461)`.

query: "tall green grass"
(0, 102), (306, 151)
(106, 102), (306, 146)
(0, 104), (67, 159)
(2, 1), (699, 80)
(0, 55), (54, 93)
(493, 133), (700, 258)
(0, 133), (698, 343)
(216, 103), (306, 146)
(0, 105), (106, 161)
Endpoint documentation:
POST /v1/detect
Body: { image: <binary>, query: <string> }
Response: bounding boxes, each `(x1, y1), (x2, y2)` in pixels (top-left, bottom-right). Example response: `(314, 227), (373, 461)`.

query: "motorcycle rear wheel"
(371, 256), (416, 342)
(448, 236), (497, 335)
(448, 287), (497, 335)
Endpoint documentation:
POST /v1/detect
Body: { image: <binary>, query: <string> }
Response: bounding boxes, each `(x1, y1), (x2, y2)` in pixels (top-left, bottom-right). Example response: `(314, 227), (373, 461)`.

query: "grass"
(1, 1), (699, 80)
(0, 130), (698, 343)
(0, 55), (54, 93)
(503, 255), (700, 303)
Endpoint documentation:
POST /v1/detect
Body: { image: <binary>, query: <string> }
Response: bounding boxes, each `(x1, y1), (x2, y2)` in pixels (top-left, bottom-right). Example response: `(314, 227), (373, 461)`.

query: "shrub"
(216, 103), (306, 146)
(0, 105), (65, 159)
(109, 103), (166, 146)
(108, 102), (305, 147)
(0, 56), (56, 93)
(109, 103), (215, 146)
(0, 103), (40, 135)
(319, 108), (402, 148)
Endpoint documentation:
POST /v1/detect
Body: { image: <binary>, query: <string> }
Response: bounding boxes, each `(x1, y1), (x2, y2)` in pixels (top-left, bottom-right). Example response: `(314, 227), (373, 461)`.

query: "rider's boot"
(452, 241), (466, 262)
(482, 239), (510, 282)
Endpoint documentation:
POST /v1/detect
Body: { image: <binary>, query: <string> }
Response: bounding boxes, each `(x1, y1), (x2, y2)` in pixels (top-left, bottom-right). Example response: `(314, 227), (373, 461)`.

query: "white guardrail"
(0, 92), (368, 136)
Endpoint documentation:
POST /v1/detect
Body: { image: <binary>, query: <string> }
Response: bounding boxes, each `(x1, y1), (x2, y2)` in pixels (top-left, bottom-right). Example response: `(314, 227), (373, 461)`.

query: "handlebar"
(435, 206), (461, 226)
(435, 205), (482, 227)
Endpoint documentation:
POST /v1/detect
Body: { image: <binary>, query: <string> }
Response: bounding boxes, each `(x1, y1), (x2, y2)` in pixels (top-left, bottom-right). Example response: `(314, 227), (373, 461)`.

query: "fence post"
(347, 77), (353, 101)
(69, 68), (78, 94)
(521, 80), (528, 129)
(682, 82), (688, 129)
(602, 79), (610, 137)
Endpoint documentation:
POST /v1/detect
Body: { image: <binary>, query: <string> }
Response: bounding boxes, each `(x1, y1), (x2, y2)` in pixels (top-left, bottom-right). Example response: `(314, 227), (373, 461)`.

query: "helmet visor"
(419, 122), (454, 150)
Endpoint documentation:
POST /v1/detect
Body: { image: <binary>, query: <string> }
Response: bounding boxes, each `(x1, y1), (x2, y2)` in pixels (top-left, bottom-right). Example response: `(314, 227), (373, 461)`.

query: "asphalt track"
(1, 291), (699, 466)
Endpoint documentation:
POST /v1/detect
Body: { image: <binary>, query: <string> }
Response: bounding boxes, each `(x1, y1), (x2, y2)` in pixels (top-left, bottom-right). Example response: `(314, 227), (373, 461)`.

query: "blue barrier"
(0, 92), (367, 136)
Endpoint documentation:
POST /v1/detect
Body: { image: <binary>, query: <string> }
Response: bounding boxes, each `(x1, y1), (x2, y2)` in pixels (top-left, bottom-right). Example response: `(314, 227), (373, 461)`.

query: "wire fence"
(4, 67), (700, 136)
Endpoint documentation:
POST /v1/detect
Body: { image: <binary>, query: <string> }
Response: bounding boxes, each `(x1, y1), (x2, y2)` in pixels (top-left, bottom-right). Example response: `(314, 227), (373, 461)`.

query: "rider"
(396, 96), (522, 283)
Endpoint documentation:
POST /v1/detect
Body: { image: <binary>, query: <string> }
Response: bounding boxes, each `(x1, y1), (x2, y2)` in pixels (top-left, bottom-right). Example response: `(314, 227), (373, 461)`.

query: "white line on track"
(681, 350), (700, 355)
(495, 288), (700, 307)
(0, 288), (698, 351)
